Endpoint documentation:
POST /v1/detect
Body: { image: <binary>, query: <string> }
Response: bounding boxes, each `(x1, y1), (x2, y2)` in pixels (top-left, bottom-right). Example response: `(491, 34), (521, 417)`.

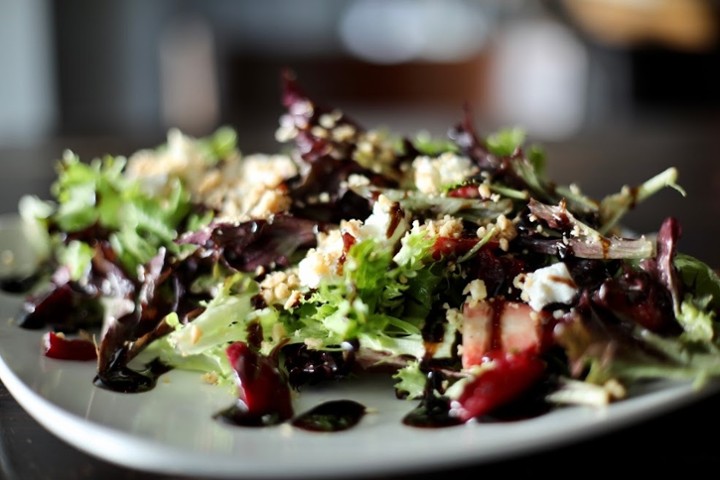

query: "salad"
(8, 70), (720, 429)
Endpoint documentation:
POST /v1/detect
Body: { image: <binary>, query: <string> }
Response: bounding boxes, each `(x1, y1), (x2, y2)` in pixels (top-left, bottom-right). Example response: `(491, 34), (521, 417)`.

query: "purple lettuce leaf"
(178, 214), (321, 273)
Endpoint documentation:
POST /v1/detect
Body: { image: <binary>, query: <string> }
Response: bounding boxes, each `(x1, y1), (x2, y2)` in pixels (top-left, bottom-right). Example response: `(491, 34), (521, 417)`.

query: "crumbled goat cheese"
(519, 262), (578, 312)
(412, 152), (477, 195)
(340, 219), (363, 240)
(357, 194), (409, 246)
(298, 194), (409, 288)
(352, 130), (397, 173)
(298, 229), (345, 289)
(126, 128), (211, 196)
(332, 124), (357, 143)
(199, 153), (297, 222)
(127, 130), (297, 222)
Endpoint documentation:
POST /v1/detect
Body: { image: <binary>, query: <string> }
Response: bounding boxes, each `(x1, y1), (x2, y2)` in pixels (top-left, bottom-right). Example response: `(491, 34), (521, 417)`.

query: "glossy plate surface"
(0, 214), (715, 478)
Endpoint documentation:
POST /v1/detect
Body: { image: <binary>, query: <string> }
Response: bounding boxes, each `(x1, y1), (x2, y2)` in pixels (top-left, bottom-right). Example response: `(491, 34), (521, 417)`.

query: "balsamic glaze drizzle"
(93, 358), (173, 394)
(214, 402), (287, 428)
(291, 400), (367, 432)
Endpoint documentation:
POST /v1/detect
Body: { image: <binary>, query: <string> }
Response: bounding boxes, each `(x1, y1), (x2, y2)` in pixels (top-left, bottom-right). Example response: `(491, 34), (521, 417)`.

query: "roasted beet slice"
(223, 341), (294, 425)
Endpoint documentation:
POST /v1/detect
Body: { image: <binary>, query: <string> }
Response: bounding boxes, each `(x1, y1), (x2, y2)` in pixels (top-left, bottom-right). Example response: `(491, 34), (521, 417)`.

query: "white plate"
(0, 214), (716, 478)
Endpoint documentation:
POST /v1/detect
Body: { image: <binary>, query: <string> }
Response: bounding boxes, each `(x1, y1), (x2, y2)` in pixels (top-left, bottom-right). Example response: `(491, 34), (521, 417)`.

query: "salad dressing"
(0, 273), (41, 294)
(402, 372), (463, 429)
(290, 400), (366, 432)
(6, 71), (720, 436)
(93, 358), (172, 394)
(214, 402), (287, 428)
(489, 297), (505, 351)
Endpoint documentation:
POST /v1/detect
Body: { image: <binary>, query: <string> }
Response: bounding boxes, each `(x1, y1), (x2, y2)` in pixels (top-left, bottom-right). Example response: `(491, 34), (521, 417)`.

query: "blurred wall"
(0, 0), (56, 145)
(0, 0), (718, 264)
(1, 0), (718, 148)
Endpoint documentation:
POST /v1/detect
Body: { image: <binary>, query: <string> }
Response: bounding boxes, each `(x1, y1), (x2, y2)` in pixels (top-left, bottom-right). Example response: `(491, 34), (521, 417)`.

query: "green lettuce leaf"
(49, 149), (192, 274)
(675, 253), (720, 312)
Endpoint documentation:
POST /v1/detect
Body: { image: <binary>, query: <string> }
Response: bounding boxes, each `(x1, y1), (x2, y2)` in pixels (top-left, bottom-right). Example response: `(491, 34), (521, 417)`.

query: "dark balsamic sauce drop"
(402, 370), (462, 429)
(93, 358), (173, 393)
(215, 399), (367, 431)
(475, 376), (557, 423)
(0, 272), (41, 294)
(291, 400), (366, 432)
(214, 402), (288, 428)
(474, 402), (552, 423)
(402, 395), (462, 429)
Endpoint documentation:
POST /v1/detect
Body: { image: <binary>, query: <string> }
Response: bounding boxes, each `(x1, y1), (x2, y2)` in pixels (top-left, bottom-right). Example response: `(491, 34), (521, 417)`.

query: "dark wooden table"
(1, 118), (719, 479)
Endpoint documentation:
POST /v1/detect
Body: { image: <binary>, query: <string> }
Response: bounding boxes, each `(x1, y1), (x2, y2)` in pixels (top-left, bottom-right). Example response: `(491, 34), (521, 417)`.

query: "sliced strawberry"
(461, 299), (543, 369)
(43, 331), (97, 361)
(454, 349), (546, 422)
(461, 300), (493, 365)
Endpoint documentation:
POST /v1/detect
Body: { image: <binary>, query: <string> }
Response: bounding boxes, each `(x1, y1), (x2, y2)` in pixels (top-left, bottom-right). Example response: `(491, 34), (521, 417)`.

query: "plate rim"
(0, 214), (718, 478)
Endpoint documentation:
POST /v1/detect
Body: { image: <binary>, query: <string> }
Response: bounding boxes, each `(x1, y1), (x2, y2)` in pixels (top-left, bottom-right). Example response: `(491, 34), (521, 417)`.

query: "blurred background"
(1, 0), (719, 263)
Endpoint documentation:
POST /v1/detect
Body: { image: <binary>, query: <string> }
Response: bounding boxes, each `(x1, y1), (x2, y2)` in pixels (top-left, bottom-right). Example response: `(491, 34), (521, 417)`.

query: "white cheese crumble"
(297, 194), (410, 289)
(357, 194), (409, 246)
(297, 229), (345, 289)
(126, 128), (211, 196)
(519, 262), (578, 312)
(126, 129), (298, 222)
(199, 153), (296, 222)
(412, 152), (477, 195)
(352, 130), (397, 172)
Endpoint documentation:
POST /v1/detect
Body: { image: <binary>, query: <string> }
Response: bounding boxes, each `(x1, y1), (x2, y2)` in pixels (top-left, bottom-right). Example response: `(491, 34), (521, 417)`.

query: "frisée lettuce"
(9, 70), (720, 427)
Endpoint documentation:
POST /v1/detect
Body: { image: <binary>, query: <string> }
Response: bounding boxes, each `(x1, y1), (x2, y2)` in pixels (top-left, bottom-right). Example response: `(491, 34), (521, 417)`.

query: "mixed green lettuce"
(12, 73), (720, 424)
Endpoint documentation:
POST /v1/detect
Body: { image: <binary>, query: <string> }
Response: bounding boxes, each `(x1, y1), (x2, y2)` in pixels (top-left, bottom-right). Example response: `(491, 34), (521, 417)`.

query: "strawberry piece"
(43, 331), (97, 361)
(461, 299), (543, 369)
(454, 349), (545, 422)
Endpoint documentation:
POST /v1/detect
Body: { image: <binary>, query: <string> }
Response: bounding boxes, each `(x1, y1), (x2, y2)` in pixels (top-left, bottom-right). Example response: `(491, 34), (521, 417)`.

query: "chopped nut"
(463, 279), (488, 307)
(190, 324), (202, 345)
(478, 183), (492, 199)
